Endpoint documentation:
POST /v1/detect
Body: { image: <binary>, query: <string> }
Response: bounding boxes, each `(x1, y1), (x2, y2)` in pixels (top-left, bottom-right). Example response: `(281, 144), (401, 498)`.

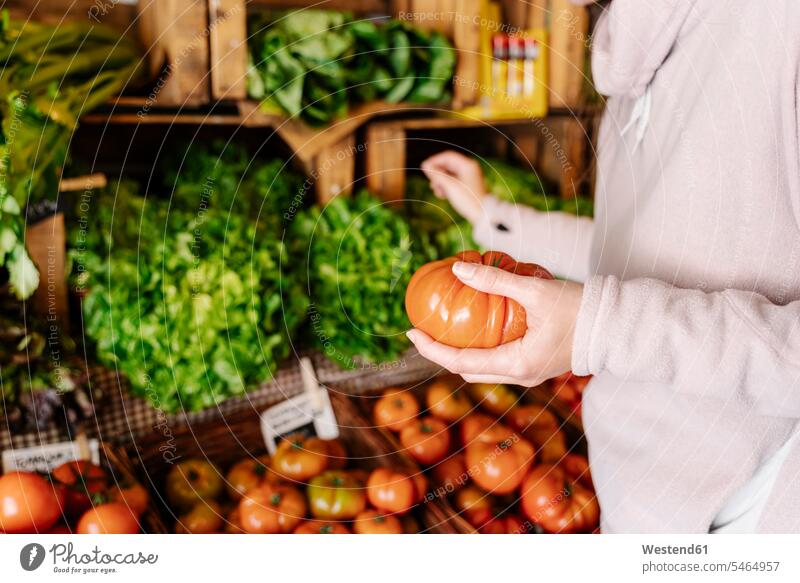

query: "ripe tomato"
(107, 482), (149, 517)
(307, 471), (366, 520)
(400, 417), (451, 466)
(0, 472), (63, 533)
(520, 455), (599, 533)
(507, 404), (568, 463)
(460, 413), (514, 445)
(166, 458), (223, 510)
(465, 433), (534, 494)
(177, 500), (223, 534)
(432, 453), (467, 492)
(293, 520), (350, 534)
(366, 468), (418, 514)
(374, 388), (419, 432)
(52, 460), (108, 517)
(239, 484), (307, 534)
(479, 513), (528, 534)
(226, 454), (276, 499)
(468, 383), (518, 416)
(426, 379), (472, 422)
(353, 510), (404, 534)
(77, 503), (140, 534)
(453, 486), (493, 528)
(321, 439), (347, 470)
(272, 434), (329, 482)
(405, 250), (553, 348)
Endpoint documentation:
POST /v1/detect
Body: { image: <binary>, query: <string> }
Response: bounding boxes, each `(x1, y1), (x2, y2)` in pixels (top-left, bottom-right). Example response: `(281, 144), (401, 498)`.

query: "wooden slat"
(365, 123), (407, 202)
(248, 0), (390, 12)
(548, 0), (589, 109)
(452, 0), (481, 109)
(313, 133), (357, 204)
(208, 0), (248, 100)
(5, 0), (138, 31)
(26, 213), (69, 330)
(526, 0), (548, 29)
(136, 0), (211, 107)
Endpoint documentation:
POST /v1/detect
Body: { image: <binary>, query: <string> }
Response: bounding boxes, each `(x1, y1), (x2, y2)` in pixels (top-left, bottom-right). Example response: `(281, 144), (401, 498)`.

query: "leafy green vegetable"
(161, 140), (308, 223)
(70, 180), (308, 413)
(291, 191), (424, 367)
(247, 11), (455, 125)
(0, 13), (140, 299)
(480, 158), (594, 217)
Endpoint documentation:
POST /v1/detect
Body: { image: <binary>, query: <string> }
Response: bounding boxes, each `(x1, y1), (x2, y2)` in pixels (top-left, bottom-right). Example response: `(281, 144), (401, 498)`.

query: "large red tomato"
(77, 503), (140, 534)
(400, 417), (451, 466)
(373, 388), (419, 432)
(366, 468), (418, 514)
(405, 250), (553, 348)
(238, 484), (307, 534)
(426, 378), (472, 422)
(225, 454), (277, 499)
(520, 454), (599, 533)
(465, 433), (535, 494)
(272, 435), (329, 482)
(0, 471), (64, 533)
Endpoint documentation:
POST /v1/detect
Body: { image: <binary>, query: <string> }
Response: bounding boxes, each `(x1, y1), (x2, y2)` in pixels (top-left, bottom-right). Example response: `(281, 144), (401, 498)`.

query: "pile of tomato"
(372, 377), (600, 533)
(165, 437), (429, 534)
(0, 460), (149, 534)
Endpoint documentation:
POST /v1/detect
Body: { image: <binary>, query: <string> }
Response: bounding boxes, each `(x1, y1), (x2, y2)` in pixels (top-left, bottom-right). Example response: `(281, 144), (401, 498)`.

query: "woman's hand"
(420, 151), (486, 224)
(406, 261), (583, 386)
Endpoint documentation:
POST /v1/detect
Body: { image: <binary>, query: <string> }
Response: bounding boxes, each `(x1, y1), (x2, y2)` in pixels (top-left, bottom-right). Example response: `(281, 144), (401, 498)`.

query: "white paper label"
(260, 357), (339, 453)
(2, 439), (101, 473)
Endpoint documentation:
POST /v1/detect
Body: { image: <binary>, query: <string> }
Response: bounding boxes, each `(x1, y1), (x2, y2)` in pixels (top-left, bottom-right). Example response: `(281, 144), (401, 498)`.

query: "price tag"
(260, 357), (339, 454)
(2, 439), (100, 473)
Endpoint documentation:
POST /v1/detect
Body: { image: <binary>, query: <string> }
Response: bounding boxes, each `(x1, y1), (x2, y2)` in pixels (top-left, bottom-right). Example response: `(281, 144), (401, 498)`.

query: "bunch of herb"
(291, 191), (423, 367)
(161, 140), (308, 223)
(70, 181), (308, 413)
(0, 13), (141, 299)
(247, 10), (455, 125)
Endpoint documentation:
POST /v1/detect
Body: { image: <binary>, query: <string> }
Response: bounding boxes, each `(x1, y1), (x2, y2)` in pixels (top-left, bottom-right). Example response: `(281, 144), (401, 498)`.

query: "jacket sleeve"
(572, 276), (800, 418)
(472, 195), (595, 282)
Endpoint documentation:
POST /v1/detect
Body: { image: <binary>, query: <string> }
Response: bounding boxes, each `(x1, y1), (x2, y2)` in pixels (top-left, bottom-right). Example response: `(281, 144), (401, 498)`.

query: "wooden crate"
(127, 390), (465, 533)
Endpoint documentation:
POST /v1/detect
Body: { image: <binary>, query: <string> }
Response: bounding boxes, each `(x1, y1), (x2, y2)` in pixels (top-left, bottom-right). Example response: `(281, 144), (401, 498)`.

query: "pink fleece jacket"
(472, 0), (800, 532)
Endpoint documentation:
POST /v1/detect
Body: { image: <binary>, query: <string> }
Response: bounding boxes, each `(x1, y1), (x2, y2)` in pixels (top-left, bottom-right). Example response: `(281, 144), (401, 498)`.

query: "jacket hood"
(585, 0), (698, 98)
